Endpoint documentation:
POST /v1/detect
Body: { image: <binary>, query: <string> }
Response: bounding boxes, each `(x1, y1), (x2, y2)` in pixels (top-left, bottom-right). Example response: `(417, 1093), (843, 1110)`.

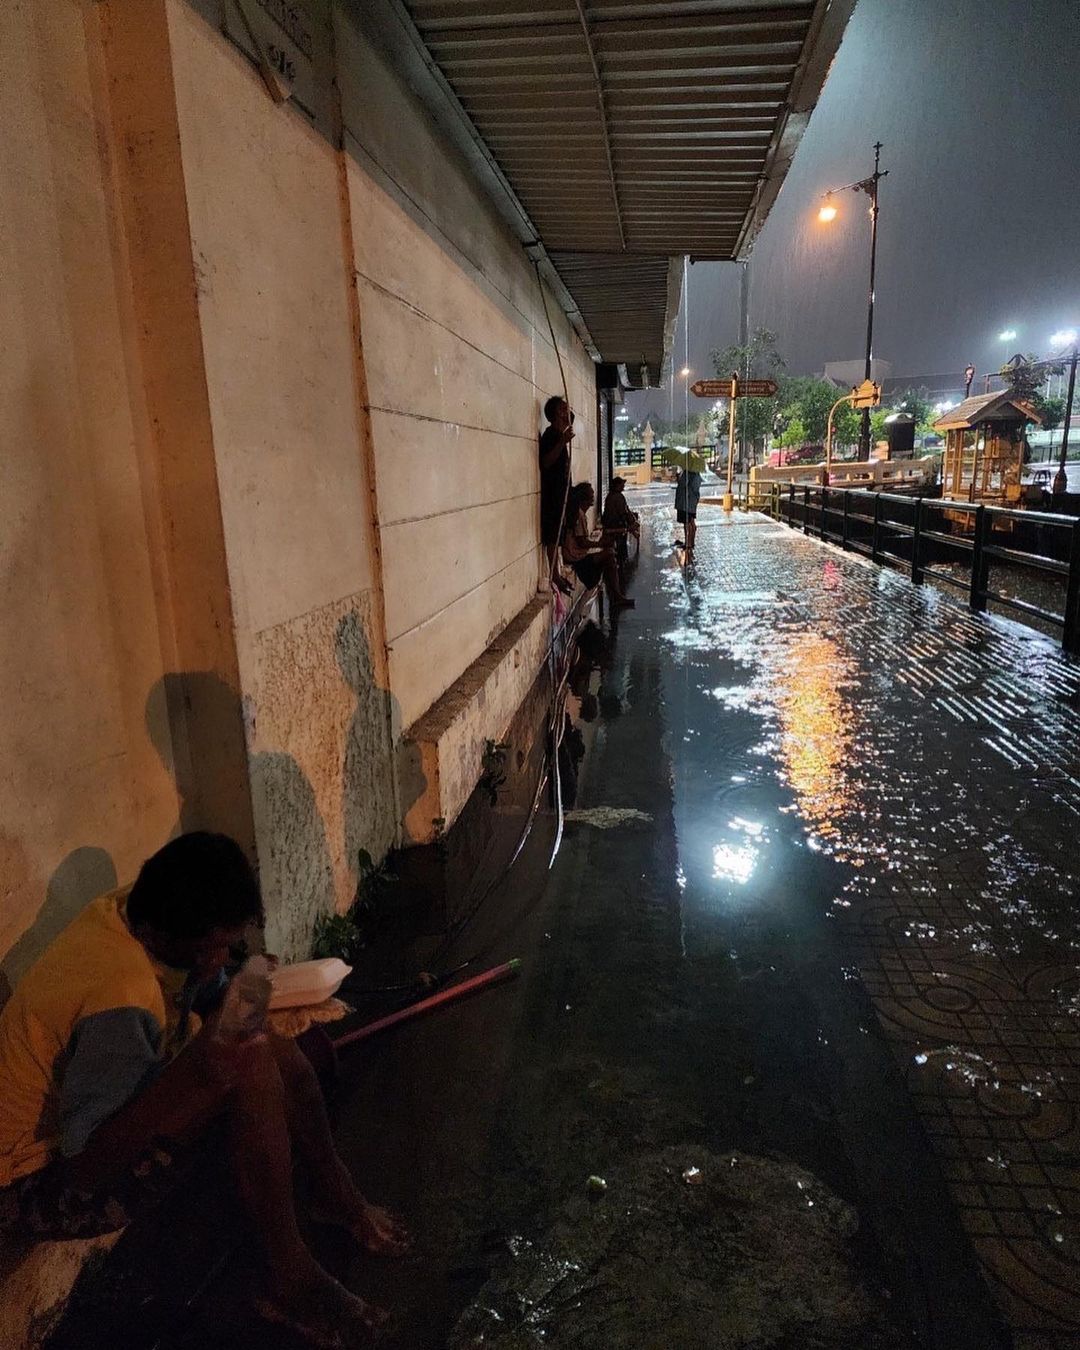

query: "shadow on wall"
(0, 843), (119, 1014)
(146, 607), (414, 959)
(336, 611), (401, 891)
(0, 609), (416, 996)
(337, 609), (431, 878)
(146, 671), (335, 962)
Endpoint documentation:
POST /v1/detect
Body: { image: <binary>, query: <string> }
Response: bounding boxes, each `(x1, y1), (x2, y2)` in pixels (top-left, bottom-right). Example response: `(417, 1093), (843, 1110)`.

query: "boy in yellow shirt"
(0, 832), (405, 1347)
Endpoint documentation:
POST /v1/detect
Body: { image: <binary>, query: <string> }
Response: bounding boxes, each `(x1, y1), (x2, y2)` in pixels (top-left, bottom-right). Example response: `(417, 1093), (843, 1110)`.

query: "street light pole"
(819, 144), (888, 462)
(860, 142), (884, 460)
(1053, 345), (1078, 495)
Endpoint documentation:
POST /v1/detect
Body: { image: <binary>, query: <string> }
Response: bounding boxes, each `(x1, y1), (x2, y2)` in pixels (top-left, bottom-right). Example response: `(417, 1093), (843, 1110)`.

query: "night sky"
(630, 0), (1079, 422)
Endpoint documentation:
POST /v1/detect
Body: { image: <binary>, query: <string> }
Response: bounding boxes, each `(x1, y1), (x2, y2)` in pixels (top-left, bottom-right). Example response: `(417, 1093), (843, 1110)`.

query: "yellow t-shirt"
(0, 891), (191, 1186)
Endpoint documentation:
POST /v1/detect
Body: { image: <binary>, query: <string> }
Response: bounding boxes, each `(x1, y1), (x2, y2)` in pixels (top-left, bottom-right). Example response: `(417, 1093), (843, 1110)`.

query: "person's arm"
(562, 511), (595, 562)
(539, 426), (573, 470)
(58, 1007), (164, 1158)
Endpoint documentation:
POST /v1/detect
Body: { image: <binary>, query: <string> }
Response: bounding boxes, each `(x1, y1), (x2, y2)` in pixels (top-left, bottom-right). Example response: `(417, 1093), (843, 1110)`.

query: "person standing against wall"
(539, 396), (575, 592)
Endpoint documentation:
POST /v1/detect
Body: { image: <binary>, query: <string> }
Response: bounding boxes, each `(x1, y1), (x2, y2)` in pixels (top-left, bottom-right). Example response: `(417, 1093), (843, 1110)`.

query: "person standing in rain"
(675, 462), (701, 557)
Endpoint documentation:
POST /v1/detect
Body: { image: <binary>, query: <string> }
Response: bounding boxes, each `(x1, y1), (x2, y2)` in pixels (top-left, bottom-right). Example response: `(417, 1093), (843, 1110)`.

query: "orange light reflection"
(775, 633), (855, 848)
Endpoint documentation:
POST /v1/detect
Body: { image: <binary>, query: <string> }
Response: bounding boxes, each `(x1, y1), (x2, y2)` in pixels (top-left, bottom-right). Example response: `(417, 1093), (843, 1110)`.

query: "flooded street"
(353, 494), (1080, 1350)
(346, 493), (1080, 1350)
(53, 497), (1080, 1350)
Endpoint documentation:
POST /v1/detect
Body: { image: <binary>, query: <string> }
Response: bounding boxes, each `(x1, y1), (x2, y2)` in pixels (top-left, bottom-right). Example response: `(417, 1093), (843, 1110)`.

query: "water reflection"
(712, 841), (759, 885)
(774, 633), (857, 854)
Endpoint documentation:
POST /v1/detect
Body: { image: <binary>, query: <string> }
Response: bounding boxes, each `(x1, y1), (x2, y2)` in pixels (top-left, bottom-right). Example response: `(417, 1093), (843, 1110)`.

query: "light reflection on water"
(773, 633), (857, 854)
(643, 502), (1080, 1317)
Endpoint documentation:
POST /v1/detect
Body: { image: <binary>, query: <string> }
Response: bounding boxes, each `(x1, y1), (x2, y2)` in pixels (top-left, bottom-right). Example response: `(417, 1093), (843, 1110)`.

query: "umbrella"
(659, 446), (708, 473)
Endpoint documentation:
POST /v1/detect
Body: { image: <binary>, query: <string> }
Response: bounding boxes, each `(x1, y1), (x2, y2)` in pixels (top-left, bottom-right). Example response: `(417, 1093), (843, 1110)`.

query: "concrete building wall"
(338, 12), (597, 732)
(0, 0), (183, 997)
(1, 0), (600, 978)
(165, 0), (397, 958)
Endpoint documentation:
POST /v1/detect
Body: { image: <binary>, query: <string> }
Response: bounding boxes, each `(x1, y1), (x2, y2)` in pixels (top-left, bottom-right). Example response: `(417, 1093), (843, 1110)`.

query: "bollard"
(723, 492), (733, 512)
(969, 505), (989, 613)
(1063, 520), (1080, 655)
(911, 498), (924, 585)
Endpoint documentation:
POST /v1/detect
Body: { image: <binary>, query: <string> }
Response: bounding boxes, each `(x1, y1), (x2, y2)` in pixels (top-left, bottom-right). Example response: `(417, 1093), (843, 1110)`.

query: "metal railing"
(754, 483), (1080, 654)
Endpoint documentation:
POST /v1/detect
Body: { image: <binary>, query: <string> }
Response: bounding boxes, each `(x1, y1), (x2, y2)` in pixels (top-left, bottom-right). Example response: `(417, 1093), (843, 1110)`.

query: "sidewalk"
(51, 498), (1080, 1349)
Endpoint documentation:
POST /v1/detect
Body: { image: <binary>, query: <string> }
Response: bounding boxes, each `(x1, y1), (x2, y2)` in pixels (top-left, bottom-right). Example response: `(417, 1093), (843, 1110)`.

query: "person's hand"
(194, 1011), (267, 1088)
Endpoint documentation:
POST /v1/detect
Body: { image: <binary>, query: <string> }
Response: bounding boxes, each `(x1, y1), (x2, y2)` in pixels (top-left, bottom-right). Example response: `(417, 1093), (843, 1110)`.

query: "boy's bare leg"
(64, 1033), (386, 1344)
(271, 1036), (407, 1254)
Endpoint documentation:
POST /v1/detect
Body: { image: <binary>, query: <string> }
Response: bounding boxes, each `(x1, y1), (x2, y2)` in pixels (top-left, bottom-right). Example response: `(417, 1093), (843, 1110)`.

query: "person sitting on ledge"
(562, 481), (635, 608)
(0, 832), (406, 1348)
(601, 476), (640, 564)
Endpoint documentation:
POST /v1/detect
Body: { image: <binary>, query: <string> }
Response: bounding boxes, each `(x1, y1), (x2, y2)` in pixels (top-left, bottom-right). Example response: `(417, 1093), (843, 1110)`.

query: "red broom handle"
(333, 958), (521, 1048)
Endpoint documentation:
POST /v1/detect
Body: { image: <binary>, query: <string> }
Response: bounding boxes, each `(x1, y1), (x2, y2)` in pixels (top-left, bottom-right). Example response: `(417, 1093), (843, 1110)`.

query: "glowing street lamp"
(679, 366), (691, 378)
(1050, 329), (1078, 352)
(816, 142), (888, 459)
(998, 328), (1018, 342)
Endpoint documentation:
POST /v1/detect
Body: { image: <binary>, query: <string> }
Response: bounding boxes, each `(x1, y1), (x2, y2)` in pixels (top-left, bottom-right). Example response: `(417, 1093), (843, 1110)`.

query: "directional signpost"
(825, 380), (881, 482)
(690, 378), (779, 400)
(691, 376), (783, 510)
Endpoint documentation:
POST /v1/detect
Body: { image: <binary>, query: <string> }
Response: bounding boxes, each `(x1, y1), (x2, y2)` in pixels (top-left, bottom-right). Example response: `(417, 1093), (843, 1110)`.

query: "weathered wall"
(165, 0), (397, 958)
(0, 0), (183, 995)
(337, 11), (597, 732)
(1, 0), (601, 979)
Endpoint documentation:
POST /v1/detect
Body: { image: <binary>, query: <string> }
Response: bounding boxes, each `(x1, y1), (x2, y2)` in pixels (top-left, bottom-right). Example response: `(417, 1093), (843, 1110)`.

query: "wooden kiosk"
(933, 390), (1040, 505)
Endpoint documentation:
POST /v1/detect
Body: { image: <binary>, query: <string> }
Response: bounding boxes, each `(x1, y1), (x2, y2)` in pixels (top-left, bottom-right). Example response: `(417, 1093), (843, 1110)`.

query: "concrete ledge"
(400, 596), (551, 844)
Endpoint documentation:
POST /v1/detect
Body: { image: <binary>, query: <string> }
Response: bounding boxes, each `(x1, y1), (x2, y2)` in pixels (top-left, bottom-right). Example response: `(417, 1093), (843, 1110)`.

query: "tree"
(774, 376), (859, 447)
(1034, 395), (1066, 452)
(1001, 355), (1065, 404)
(711, 328), (786, 458)
(890, 388), (935, 435)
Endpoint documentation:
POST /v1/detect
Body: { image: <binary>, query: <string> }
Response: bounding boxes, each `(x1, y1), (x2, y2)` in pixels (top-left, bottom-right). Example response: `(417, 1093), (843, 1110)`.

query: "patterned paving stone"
(650, 502), (1080, 1345)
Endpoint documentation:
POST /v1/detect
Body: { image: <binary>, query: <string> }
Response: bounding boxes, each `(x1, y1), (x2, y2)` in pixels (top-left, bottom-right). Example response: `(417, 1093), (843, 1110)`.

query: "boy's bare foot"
(311, 1199), (410, 1257)
(256, 1266), (389, 1347)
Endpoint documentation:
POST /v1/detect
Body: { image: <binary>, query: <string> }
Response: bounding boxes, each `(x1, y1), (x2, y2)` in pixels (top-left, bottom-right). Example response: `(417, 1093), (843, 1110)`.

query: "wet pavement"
(49, 492), (1080, 1349)
(625, 491), (1080, 1347)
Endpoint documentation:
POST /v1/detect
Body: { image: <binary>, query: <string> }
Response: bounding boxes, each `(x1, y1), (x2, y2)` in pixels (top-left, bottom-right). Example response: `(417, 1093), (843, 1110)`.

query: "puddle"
(449, 1147), (906, 1350)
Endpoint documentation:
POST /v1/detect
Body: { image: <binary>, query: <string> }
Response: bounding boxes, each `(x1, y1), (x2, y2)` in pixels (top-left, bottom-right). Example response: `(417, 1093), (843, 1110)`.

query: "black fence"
(760, 483), (1080, 655)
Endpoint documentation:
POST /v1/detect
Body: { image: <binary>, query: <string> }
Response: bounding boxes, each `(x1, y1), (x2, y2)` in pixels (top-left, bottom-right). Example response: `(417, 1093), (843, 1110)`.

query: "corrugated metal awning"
(382, 0), (855, 385)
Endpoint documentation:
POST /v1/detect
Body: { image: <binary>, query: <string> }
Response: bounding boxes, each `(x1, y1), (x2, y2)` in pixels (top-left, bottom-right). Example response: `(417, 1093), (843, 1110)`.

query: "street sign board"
(689, 379), (730, 398)
(850, 378), (881, 409)
(690, 378), (778, 399)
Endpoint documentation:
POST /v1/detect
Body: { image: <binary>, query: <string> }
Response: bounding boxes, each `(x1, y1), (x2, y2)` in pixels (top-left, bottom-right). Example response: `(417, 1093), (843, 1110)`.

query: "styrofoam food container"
(268, 958), (352, 1010)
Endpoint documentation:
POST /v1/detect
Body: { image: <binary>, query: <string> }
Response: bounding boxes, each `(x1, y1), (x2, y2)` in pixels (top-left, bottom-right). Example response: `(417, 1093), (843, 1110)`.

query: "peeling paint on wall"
(250, 592), (395, 959)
